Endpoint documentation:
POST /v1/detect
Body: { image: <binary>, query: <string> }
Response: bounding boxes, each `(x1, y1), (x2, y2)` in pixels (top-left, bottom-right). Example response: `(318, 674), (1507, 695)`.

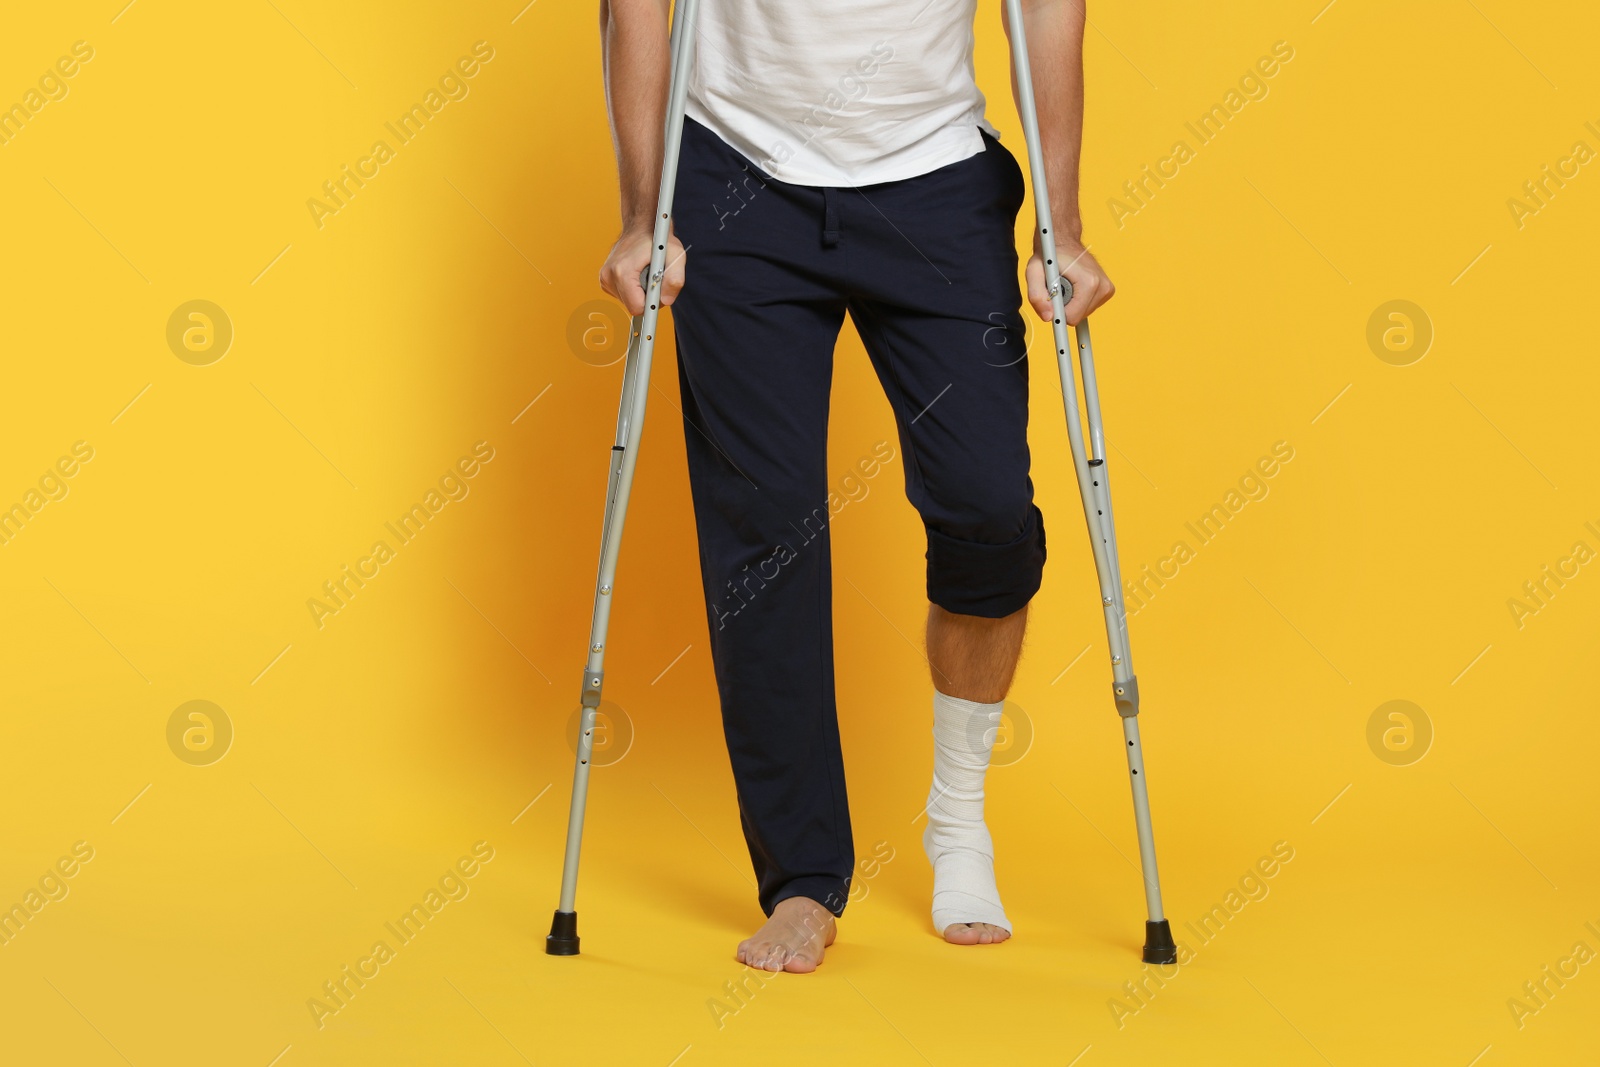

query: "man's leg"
(926, 603), (1029, 705)
(670, 117), (855, 972)
(839, 128), (1043, 945)
(924, 602), (1027, 944)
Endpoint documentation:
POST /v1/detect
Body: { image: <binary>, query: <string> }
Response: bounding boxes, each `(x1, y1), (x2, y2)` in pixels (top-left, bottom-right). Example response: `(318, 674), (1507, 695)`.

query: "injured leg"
(922, 602), (1029, 944)
(924, 688), (1012, 943)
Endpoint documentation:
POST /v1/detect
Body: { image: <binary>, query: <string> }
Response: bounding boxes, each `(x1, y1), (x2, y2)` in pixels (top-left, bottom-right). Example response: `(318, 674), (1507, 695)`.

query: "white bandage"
(923, 689), (1012, 935)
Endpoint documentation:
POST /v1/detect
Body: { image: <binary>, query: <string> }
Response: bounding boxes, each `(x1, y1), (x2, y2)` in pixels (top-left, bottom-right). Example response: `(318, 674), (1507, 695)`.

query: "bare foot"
(735, 897), (837, 973)
(941, 921), (1011, 946)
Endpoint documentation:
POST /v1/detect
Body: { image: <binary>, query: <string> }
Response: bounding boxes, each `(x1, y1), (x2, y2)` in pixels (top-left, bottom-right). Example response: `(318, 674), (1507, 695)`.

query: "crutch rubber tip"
(1141, 919), (1177, 965)
(546, 910), (580, 956)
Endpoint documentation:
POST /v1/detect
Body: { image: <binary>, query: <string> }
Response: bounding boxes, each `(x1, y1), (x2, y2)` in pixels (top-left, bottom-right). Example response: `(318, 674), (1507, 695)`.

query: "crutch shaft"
(1002, 0), (1176, 964)
(548, 0), (702, 956)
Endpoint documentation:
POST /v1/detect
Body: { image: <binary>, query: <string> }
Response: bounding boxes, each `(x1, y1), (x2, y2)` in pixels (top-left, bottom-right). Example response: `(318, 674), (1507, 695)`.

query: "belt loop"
(821, 186), (840, 247)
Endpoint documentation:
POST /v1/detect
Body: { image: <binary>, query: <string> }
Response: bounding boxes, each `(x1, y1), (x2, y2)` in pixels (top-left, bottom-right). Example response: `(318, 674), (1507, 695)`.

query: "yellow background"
(2, 1), (1597, 1064)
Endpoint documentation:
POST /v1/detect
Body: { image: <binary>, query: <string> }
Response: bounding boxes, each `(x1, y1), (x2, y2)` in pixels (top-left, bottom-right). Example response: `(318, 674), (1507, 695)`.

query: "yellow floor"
(3, 1), (1598, 1064)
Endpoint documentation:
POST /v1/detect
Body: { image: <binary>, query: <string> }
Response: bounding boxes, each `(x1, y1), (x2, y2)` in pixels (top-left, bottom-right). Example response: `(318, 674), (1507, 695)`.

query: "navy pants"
(670, 116), (1047, 918)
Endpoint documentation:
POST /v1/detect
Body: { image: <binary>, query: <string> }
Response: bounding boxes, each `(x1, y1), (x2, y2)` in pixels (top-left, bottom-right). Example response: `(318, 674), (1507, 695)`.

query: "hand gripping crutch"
(1003, 0), (1177, 964)
(546, 0), (701, 956)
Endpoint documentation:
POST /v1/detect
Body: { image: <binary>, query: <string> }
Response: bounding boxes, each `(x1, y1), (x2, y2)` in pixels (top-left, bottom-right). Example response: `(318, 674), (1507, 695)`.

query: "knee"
(925, 502), (1047, 619)
(938, 476), (1036, 544)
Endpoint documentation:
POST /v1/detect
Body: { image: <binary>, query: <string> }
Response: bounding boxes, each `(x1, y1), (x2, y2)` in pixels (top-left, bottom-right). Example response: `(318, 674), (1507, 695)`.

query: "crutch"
(546, 0), (701, 956)
(1002, 0), (1176, 964)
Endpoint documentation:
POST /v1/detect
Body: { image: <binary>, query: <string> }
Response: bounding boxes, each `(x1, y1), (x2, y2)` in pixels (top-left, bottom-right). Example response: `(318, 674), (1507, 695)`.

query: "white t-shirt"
(685, 0), (1000, 187)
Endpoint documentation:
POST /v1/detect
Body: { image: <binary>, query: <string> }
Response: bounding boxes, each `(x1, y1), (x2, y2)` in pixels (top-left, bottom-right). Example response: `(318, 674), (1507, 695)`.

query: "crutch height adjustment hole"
(567, 700), (634, 766)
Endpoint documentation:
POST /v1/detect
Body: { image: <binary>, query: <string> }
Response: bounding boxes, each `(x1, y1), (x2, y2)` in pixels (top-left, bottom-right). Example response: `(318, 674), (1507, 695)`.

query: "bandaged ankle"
(923, 688), (1012, 935)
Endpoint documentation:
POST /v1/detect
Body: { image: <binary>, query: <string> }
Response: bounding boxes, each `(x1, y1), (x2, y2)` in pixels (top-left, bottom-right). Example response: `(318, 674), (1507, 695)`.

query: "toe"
(976, 923), (1009, 943)
(784, 951), (819, 974)
(942, 923), (981, 945)
(942, 921), (1012, 945)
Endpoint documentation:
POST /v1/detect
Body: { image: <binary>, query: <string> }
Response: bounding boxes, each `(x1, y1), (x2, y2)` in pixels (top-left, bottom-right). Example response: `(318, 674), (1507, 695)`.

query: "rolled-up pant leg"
(669, 117), (855, 917)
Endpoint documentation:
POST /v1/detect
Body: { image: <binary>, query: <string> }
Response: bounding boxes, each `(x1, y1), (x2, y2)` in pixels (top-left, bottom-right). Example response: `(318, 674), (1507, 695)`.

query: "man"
(598, 0), (1114, 972)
